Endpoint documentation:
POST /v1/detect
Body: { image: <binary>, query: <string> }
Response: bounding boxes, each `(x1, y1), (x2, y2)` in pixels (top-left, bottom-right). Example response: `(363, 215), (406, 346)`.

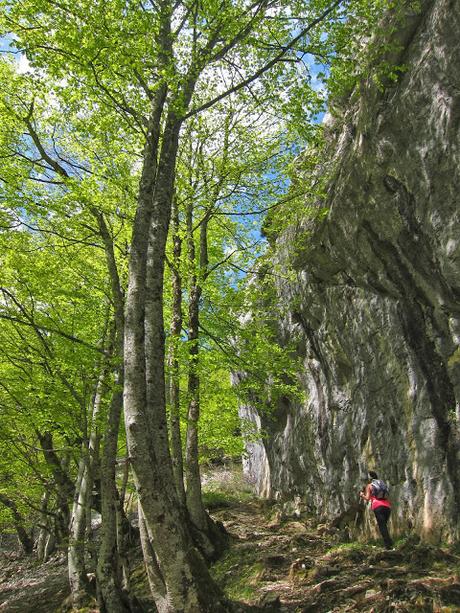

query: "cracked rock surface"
(243, 0), (460, 542)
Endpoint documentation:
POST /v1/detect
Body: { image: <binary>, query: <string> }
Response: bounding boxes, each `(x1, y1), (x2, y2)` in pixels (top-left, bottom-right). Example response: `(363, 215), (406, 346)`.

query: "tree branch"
(185, 0), (342, 119)
(0, 313), (106, 354)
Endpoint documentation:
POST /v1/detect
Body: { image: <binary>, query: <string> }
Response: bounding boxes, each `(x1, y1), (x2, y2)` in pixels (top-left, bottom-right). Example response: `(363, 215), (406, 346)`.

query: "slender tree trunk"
(36, 490), (56, 562)
(94, 209), (133, 612)
(68, 376), (103, 606)
(36, 431), (73, 537)
(0, 494), (33, 554)
(185, 206), (208, 533)
(36, 507), (48, 562)
(97, 387), (131, 613)
(183, 113), (231, 531)
(168, 196), (186, 506)
(68, 450), (93, 605)
(115, 462), (132, 591)
(184, 215), (229, 560)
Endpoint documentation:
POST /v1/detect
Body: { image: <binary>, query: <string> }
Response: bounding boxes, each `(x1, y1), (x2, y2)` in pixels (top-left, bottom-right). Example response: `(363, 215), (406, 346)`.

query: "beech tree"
(169, 98), (285, 504)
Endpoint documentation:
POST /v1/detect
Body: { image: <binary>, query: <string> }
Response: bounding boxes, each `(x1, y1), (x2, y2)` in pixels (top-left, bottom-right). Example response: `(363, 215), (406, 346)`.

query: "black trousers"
(374, 506), (393, 549)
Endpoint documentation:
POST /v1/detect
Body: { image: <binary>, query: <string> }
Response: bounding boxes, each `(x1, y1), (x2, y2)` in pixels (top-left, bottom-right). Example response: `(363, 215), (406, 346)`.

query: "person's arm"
(360, 483), (372, 502)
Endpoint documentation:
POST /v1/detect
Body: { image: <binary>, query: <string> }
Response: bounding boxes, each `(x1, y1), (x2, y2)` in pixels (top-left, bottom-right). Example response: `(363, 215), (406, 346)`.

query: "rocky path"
(211, 499), (460, 612)
(0, 496), (459, 612)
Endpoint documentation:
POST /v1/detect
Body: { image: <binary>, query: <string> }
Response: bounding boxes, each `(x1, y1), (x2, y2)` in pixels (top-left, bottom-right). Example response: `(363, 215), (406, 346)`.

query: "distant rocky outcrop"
(242, 0), (460, 542)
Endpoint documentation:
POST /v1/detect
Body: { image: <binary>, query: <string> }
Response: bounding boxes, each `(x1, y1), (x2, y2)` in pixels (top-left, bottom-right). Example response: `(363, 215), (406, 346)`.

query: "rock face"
(243, 0), (460, 542)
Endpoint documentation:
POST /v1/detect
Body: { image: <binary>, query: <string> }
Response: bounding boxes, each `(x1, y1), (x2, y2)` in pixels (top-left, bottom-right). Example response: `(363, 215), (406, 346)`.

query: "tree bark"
(125, 104), (229, 609)
(68, 450), (92, 605)
(185, 206), (208, 533)
(94, 209), (133, 612)
(137, 503), (167, 607)
(36, 430), (73, 537)
(123, 5), (229, 609)
(68, 375), (103, 606)
(168, 196), (186, 506)
(36, 490), (56, 562)
(96, 388), (131, 613)
(184, 213), (229, 560)
(115, 464), (132, 592)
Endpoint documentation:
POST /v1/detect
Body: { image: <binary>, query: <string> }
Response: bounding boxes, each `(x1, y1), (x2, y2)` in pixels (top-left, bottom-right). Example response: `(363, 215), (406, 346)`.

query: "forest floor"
(0, 549), (69, 612)
(0, 466), (459, 612)
(210, 496), (460, 612)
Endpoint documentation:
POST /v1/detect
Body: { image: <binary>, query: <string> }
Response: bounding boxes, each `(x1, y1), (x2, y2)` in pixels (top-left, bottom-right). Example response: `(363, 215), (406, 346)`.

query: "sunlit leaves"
(0, 0), (411, 530)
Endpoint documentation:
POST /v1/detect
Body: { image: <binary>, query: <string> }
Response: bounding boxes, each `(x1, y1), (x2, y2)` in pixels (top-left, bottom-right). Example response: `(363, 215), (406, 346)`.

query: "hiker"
(360, 470), (393, 550)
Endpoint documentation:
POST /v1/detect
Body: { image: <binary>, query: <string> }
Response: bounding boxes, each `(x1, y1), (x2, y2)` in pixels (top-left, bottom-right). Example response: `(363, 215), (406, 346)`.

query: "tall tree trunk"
(115, 460), (132, 592)
(96, 387), (131, 613)
(168, 195), (186, 506)
(125, 102), (228, 610)
(95, 355), (129, 612)
(184, 214), (229, 560)
(36, 490), (56, 562)
(36, 492), (48, 562)
(94, 209), (133, 612)
(122, 1), (228, 600)
(183, 112), (231, 530)
(68, 450), (93, 605)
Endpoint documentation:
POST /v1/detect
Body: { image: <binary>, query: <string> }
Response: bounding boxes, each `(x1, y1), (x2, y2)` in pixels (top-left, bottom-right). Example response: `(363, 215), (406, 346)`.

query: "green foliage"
(199, 366), (244, 461)
(231, 268), (307, 418)
(0, 0), (415, 539)
(325, 0), (421, 102)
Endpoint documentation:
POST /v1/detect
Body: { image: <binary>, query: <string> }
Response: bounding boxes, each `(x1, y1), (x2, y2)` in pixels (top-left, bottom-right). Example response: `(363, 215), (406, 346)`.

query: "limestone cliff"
(243, 0), (460, 542)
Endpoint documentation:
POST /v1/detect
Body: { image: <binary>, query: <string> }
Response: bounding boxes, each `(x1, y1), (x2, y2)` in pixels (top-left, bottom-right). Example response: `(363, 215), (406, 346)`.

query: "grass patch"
(321, 540), (381, 565)
(202, 490), (239, 510)
(202, 488), (253, 510)
(211, 543), (262, 602)
(201, 464), (255, 509)
(394, 533), (420, 549)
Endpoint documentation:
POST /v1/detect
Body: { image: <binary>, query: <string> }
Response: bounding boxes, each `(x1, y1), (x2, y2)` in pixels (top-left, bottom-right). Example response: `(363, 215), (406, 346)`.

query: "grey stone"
(241, 0), (460, 543)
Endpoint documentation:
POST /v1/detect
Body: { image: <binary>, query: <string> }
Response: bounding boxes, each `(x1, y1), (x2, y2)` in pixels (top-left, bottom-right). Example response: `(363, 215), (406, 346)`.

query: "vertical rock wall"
(244, 0), (460, 542)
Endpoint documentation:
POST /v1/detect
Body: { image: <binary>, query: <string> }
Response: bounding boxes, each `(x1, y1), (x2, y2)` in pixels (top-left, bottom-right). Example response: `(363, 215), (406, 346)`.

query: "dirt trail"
(0, 551), (69, 612)
(211, 499), (460, 612)
(0, 496), (459, 612)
